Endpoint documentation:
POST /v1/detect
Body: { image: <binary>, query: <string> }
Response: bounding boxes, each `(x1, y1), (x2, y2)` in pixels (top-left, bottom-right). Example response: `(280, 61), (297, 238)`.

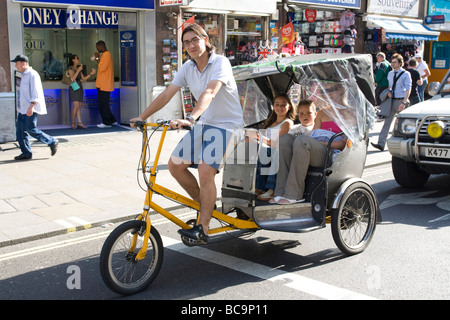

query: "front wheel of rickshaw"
(331, 182), (377, 256)
(99, 220), (164, 295)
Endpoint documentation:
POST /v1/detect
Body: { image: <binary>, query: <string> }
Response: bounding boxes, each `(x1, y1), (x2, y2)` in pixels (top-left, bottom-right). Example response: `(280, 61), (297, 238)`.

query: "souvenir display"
(162, 38), (177, 85)
(291, 9), (345, 54)
(181, 87), (195, 116)
(226, 16), (263, 64)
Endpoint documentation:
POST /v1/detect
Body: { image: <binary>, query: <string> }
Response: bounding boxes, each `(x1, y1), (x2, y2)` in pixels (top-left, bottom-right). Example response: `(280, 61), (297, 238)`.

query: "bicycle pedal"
(181, 236), (206, 246)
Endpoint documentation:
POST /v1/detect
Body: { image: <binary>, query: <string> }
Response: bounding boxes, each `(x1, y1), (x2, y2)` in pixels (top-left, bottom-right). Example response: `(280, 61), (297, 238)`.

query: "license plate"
(425, 147), (450, 159)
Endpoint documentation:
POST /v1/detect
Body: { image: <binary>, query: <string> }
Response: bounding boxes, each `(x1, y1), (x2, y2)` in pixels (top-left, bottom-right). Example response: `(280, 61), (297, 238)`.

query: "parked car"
(387, 68), (450, 187)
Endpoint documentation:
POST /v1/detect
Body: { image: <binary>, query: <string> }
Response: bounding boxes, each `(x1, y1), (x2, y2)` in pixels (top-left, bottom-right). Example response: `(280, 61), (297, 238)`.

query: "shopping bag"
(70, 81), (80, 91)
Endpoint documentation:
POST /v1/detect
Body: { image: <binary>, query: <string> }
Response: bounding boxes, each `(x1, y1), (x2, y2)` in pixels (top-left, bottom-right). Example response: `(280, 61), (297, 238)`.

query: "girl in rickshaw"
(270, 82), (347, 205)
(255, 93), (295, 201)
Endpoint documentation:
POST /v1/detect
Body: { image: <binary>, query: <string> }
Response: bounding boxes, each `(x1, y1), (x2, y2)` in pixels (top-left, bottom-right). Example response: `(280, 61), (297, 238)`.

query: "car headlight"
(427, 121), (445, 139)
(397, 118), (417, 135)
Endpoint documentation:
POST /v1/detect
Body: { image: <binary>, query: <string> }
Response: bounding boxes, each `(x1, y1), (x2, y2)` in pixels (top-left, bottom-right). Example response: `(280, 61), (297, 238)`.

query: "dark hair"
(181, 23), (215, 54)
(263, 93), (296, 129)
(408, 58), (417, 67)
(68, 54), (79, 67)
(96, 40), (106, 47)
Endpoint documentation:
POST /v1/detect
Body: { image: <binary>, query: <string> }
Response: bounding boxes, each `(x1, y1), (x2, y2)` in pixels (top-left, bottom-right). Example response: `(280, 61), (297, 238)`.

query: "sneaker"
(97, 123), (112, 128)
(112, 122), (118, 126)
(14, 154), (32, 161)
(49, 140), (58, 156)
(178, 225), (209, 244)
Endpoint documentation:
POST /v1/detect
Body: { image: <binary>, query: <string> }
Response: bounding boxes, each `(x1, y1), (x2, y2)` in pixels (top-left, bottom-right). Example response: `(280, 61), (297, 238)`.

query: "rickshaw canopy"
(233, 54), (376, 143)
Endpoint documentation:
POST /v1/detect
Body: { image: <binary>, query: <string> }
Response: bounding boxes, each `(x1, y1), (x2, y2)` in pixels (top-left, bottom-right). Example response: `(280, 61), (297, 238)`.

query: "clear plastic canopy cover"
(233, 54), (376, 143)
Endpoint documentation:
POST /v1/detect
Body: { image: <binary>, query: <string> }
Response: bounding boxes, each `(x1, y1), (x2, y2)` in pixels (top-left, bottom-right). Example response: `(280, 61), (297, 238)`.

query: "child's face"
(297, 104), (316, 127)
(273, 97), (291, 117)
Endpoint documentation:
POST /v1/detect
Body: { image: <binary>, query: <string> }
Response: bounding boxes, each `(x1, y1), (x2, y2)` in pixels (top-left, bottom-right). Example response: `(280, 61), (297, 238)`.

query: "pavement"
(0, 121), (390, 247)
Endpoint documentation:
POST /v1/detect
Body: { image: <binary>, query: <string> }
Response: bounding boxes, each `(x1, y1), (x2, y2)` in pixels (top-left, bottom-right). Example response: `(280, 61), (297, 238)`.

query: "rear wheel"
(392, 156), (430, 188)
(331, 182), (377, 256)
(99, 220), (163, 295)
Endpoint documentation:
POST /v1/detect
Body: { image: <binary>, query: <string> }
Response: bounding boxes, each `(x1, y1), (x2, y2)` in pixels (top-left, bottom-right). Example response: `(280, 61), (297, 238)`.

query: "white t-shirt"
(416, 61), (430, 81)
(172, 52), (243, 130)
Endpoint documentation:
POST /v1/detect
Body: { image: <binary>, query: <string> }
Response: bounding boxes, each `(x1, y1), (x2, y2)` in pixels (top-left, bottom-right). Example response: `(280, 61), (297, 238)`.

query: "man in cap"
(11, 54), (58, 160)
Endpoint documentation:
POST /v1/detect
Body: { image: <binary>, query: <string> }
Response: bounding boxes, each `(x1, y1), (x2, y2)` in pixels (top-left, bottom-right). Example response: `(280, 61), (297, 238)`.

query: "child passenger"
(271, 95), (346, 205)
(255, 93), (295, 200)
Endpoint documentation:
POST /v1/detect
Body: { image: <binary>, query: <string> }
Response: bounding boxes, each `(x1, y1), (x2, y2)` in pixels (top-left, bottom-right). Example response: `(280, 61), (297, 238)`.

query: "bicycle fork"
(131, 124), (169, 261)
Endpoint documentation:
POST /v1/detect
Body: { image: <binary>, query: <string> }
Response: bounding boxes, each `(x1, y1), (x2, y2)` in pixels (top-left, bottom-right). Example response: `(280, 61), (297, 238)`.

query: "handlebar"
(130, 119), (192, 131)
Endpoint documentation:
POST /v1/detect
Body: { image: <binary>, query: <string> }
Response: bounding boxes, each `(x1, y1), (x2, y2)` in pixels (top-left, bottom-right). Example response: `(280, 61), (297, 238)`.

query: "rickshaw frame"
(99, 54), (381, 295)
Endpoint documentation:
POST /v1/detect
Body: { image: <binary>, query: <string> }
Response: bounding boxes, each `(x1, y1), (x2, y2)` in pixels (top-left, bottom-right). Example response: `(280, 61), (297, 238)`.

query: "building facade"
(0, 0), (447, 137)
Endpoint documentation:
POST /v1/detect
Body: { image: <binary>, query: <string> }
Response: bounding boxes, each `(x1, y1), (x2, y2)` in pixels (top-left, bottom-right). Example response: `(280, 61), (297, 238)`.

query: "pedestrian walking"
(371, 53), (411, 151)
(415, 54), (431, 102)
(405, 58), (422, 106)
(93, 40), (117, 128)
(11, 54), (58, 160)
(374, 52), (391, 106)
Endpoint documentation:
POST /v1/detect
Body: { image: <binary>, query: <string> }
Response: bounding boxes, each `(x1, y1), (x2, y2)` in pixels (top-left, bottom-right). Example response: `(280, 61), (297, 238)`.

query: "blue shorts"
(171, 124), (237, 171)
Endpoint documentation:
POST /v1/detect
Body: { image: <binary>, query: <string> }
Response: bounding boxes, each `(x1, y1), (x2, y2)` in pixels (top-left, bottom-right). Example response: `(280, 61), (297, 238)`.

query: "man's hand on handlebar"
(129, 118), (143, 129)
(169, 119), (192, 131)
(129, 118), (192, 131)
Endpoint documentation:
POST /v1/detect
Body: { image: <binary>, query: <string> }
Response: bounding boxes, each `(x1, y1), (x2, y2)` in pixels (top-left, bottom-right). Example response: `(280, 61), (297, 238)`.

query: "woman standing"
(68, 54), (96, 129)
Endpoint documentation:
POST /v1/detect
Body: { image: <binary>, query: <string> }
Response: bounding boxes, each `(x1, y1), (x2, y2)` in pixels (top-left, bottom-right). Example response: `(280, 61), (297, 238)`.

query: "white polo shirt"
(172, 52), (243, 130)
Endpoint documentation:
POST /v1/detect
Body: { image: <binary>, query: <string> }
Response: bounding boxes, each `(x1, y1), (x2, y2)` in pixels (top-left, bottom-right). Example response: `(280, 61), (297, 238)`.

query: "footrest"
(253, 202), (323, 233)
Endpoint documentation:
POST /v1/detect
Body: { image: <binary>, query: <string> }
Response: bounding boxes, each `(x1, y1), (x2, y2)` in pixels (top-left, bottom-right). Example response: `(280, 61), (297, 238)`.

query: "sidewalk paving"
(0, 121), (390, 247)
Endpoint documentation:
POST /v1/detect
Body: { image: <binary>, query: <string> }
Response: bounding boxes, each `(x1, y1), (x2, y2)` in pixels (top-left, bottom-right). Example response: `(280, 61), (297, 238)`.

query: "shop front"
(286, 0), (361, 54)
(180, 0), (276, 65)
(364, 0), (439, 63)
(425, 0), (450, 84)
(8, 0), (157, 128)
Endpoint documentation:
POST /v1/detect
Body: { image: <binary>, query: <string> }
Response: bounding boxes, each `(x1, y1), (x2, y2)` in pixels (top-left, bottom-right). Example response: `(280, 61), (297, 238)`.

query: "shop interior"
(22, 10), (138, 128)
(288, 8), (353, 54)
(24, 28), (119, 83)
(226, 15), (267, 65)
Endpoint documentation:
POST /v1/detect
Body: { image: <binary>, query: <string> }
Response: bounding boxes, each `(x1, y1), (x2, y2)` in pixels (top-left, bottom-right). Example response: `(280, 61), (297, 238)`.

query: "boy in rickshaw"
(131, 24), (243, 244)
(270, 82), (347, 205)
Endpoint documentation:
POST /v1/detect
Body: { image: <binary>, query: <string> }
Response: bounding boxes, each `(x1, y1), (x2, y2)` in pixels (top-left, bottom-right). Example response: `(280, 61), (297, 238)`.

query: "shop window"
(23, 8), (121, 83)
(290, 9), (345, 54)
(227, 15), (266, 65)
(431, 42), (450, 70)
(25, 28), (119, 82)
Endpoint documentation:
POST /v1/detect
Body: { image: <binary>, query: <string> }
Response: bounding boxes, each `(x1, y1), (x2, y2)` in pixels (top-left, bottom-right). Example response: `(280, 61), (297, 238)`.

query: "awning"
(366, 15), (440, 41)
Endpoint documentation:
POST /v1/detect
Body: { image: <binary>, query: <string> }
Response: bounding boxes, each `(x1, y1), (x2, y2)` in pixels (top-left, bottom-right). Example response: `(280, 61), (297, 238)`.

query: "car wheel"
(392, 156), (430, 188)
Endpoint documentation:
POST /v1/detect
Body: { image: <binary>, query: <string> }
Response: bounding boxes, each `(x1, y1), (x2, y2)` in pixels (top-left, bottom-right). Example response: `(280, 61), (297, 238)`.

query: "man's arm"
(27, 73), (40, 116)
(169, 80), (223, 130)
(190, 80), (223, 120)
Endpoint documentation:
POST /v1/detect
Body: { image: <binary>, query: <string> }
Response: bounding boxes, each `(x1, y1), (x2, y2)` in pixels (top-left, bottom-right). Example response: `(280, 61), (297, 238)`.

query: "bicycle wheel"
(99, 220), (164, 295)
(331, 181), (377, 256)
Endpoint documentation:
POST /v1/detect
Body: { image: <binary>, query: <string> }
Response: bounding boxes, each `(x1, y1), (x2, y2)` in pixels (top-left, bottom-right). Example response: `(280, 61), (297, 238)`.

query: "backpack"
(379, 61), (392, 74)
